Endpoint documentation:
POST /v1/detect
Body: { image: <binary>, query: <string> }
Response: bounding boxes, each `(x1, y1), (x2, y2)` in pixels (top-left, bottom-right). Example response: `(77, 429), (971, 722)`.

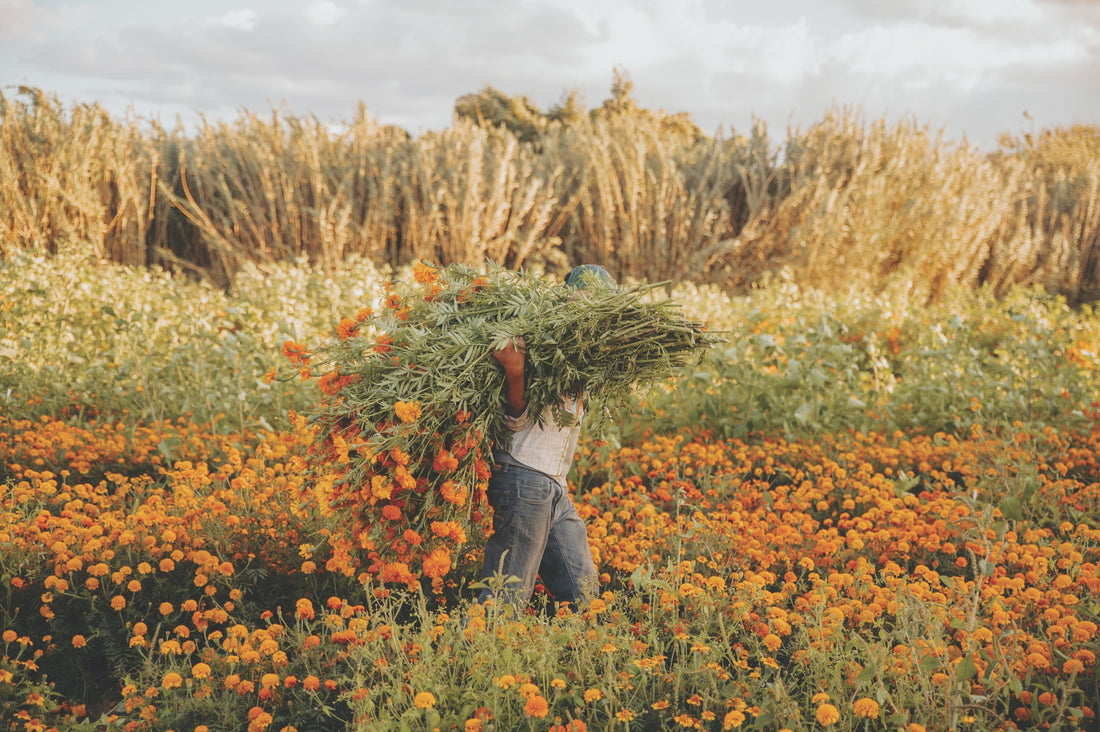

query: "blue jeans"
(477, 462), (598, 609)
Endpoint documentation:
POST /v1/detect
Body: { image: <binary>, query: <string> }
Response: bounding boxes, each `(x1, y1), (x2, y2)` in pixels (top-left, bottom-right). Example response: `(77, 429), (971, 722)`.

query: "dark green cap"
(564, 264), (616, 289)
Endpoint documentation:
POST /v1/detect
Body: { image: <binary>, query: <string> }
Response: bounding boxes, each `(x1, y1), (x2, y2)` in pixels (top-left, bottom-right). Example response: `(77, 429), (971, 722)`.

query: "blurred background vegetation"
(3, 69), (1098, 303)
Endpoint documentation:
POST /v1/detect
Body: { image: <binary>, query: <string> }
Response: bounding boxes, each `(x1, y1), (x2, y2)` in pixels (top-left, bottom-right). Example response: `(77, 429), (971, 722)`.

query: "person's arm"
(493, 336), (527, 417)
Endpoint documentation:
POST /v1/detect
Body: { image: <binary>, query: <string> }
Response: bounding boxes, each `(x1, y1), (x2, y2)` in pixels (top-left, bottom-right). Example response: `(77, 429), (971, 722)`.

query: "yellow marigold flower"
(518, 682), (539, 699)
(852, 698), (879, 718)
(583, 688), (603, 703)
(161, 672), (183, 689)
(816, 703), (840, 726)
(496, 675), (516, 690)
(413, 691), (436, 709)
(811, 692), (831, 704)
(191, 663), (211, 680)
(261, 673), (280, 689)
(652, 699), (670, 710)
(524, 695), (549, 718)
(551, 678), (567, 689)
(723, 709), (746, 729)
(394, 401), (422, 424)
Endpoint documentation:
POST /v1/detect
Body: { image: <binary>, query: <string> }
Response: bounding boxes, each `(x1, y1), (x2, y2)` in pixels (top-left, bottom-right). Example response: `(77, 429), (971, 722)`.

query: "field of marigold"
(1, 252), (1099, 731)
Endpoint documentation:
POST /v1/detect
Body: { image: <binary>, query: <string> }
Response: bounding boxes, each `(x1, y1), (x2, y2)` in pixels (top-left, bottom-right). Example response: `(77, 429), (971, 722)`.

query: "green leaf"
(956, 656), (978, 682)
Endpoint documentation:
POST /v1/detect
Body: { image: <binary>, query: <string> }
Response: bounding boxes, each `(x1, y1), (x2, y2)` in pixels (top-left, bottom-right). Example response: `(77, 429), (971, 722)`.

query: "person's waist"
(492, 451), (566, 484)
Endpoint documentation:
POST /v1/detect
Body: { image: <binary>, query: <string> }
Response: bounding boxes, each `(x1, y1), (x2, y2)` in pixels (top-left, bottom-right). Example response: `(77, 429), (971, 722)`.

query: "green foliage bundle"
(295, 262), (719, 587)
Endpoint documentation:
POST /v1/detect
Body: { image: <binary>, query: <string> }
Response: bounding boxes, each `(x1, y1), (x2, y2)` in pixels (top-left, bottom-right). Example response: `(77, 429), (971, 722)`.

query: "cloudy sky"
(2, 0), (1098, 149)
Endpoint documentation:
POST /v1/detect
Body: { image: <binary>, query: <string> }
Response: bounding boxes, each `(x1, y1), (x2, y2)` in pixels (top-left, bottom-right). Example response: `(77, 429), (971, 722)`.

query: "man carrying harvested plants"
(477, 265), (615, 611)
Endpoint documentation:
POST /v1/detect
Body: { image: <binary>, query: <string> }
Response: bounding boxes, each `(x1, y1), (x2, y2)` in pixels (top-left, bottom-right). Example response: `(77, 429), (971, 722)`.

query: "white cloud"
(212, 9), (257, 32)
(307, 0), (343, 26)
(0, 0), (39, 37)
(830, 22), (1087, 93)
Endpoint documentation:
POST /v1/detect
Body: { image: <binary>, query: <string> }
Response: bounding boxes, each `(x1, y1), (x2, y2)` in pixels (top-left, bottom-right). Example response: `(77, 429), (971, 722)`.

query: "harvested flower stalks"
(285, 262), (719, 591)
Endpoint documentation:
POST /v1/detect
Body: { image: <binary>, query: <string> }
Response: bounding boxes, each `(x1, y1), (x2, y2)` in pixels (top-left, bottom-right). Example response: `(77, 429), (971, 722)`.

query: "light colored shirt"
(494, 395), (584, 486)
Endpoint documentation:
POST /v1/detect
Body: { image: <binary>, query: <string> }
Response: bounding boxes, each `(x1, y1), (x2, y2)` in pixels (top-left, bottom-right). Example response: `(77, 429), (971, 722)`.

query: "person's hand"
(492, 336), (526, 375)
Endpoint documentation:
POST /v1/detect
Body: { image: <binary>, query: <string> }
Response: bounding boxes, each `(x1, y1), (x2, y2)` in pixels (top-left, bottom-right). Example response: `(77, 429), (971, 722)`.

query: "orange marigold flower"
(524, 695), (549, 718)
(422, 548), (452, 580)
(371, 475), (394, 500)
(110, 595), (127, 611)
(71, 634), (87, 648)
(816, 704), (840, 726)
(295, 598), (315, 620)
(192, 663), (211, 680)
(336, 318), (359, 341)
(319, 371), (343, 396)
(302, 675), (321, 692)
(379, 562), (418, 588)
(403, 529), (423, 546)
(414, 691), (437, 709)
(413, 261), (439, 283)
(440, 480), (468, 506)
(432, 450), (459, 473)
(355, 306), (373, 322)
(430, 521), (467, 544)
(583, 688), (603, 702)
(381, 504), (403, 521)
(281, 341), (310, 366)
(161, 672), (183, 689)
(465, 720), (484, 732)
(852, 698), (879, 718)
(374, 334), (393, 354)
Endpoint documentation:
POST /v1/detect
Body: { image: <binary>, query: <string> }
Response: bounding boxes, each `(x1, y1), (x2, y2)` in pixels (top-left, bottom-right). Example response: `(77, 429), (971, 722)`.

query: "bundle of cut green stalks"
(296, 262), (719, 588)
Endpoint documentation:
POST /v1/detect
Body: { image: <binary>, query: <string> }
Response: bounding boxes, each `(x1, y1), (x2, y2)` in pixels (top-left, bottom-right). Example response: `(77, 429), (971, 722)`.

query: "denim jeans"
(477, 462), (598, 609)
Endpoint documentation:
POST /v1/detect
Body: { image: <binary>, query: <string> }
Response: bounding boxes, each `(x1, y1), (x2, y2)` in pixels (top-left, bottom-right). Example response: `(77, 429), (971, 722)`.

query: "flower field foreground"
(1, 411), (1098, 731)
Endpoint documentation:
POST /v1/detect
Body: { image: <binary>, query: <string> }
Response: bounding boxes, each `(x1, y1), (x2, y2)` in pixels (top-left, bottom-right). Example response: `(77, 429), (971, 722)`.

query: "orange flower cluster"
(286, 264), (507, 592)
(2, 406), (1098, 728)
(571, 424), (1100, 714)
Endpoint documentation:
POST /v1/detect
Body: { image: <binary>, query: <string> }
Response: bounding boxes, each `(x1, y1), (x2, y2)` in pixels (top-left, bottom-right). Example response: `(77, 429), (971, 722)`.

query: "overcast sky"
(2, 0), (1098, 150)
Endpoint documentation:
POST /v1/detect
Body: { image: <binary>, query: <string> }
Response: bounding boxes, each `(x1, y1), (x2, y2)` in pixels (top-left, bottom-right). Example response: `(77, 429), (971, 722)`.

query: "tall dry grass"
(2, 88), (1098, 302)
(0, 87), (159, 263)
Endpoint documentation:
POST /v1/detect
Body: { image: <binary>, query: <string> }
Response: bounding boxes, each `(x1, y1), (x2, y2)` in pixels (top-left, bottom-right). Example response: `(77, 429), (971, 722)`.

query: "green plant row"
(2, 251), (1098, 441)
